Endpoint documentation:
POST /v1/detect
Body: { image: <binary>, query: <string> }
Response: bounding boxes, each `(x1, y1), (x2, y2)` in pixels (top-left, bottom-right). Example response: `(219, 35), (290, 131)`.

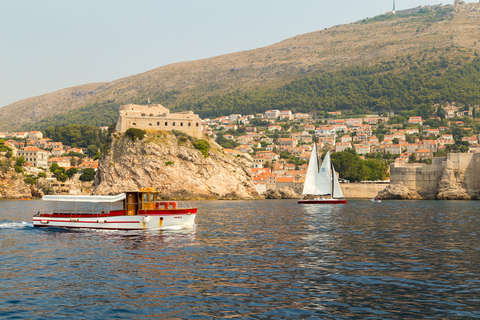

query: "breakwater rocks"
(263, 187), (299, 199)
(377, 183), (423, 200)
(94, 132), (260, 200)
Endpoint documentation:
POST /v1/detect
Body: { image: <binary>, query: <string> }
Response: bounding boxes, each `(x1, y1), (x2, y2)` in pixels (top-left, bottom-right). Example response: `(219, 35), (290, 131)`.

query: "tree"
(87, 145), (98, 157)
(331, 149), (389, 182)
(66, 167), (78, 178)
(280, 151), (291, 159)
(49, 163), (61, 173)
(79, 168), (96, 181)
(125, 128), (146, 140)
(15, 156), (26, 167)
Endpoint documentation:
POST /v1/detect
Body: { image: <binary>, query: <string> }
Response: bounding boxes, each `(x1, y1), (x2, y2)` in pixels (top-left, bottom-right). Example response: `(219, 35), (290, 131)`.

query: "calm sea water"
(1, 199), (479, 319)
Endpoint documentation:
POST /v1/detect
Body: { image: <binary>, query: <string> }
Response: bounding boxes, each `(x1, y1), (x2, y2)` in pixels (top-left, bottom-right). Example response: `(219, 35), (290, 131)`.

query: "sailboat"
(298, 144), (347, 204)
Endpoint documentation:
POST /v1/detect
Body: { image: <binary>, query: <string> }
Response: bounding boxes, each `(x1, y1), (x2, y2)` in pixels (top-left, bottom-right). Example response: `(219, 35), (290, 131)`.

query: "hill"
(2, 3), (480, 131)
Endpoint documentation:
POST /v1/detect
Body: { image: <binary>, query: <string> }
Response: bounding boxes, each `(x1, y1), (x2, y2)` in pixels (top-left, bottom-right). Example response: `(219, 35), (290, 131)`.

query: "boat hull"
(298, 199), (347, 204)
(33, 209), (197, 230)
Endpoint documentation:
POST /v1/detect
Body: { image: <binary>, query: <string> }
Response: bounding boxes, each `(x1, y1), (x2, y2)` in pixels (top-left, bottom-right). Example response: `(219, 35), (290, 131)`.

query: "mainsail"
(302, 143), (321, 195)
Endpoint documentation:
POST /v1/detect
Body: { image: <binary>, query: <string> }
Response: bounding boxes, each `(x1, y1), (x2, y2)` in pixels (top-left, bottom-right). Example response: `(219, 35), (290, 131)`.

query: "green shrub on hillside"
(194, 140), (210, 158)
(126, 128), (146, 140)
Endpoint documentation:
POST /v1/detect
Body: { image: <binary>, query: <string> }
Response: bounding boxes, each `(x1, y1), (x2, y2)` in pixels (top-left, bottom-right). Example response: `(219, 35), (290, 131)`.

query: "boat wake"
(0, 221), (34, 229)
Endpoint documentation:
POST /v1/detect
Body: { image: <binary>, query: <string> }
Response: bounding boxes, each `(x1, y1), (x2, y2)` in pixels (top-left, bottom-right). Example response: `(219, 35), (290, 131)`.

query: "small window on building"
(165, 122), (168, 126)
(180, 122), (183, 126)
(150, 114), (154, 117)
(196, 123), (199, 127)
(173, 122), (175, 126)
(149, 123), (152, 126)
(157, 122), (160, 125)
(133, 123), (136, 126)
(188, 123), (191, 127)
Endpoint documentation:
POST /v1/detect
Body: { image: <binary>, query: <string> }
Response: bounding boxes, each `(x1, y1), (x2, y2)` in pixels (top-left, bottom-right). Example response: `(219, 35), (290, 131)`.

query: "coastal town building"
(17, 146), (49, 168)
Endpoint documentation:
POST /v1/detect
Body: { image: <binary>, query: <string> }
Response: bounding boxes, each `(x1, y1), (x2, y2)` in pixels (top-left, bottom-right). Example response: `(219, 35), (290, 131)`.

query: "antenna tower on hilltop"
(393, 0), (396, 11)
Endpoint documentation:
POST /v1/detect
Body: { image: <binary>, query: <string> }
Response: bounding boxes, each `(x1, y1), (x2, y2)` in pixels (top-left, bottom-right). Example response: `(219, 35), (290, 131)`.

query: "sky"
(0, 0), (455, 108)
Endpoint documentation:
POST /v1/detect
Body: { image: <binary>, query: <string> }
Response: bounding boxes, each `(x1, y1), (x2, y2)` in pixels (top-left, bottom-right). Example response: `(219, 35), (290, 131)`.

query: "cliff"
(94, 131), (260, 200)
(0, 170), (34, 199)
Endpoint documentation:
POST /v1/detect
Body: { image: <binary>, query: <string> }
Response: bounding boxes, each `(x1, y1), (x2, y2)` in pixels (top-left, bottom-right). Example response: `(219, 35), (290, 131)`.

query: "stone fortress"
(389, 152), (480, 200)
(115, 104), (203, 139)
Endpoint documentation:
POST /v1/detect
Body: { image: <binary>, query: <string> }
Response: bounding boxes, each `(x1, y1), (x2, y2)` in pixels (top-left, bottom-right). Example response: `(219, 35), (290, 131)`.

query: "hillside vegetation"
(3, 3), (480, 130)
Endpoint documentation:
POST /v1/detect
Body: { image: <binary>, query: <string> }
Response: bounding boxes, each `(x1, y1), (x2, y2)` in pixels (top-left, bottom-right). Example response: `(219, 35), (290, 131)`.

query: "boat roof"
(42, 194), (126, 203)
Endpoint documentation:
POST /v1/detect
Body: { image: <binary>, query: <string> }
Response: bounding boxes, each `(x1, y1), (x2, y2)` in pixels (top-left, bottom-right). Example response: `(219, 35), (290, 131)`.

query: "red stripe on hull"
(35, 208), (197, 218)
(298, 199), (347, 204)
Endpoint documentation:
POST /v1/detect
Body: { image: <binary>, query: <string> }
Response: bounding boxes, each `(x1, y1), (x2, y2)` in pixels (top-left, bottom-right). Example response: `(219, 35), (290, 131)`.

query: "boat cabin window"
(141, 192), (159, 209)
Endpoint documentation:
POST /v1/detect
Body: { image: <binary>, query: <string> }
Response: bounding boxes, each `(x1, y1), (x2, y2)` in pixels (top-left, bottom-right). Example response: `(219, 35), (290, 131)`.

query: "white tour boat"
(33, 188), (197, 230)
(298, 144), (347, 204)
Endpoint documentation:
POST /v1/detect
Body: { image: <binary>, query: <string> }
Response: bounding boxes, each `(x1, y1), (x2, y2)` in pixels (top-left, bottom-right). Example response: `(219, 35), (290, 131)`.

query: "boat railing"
(40, 200), (194, 216)
(41, 201), (124, 216)
(176, 201), (193, 209)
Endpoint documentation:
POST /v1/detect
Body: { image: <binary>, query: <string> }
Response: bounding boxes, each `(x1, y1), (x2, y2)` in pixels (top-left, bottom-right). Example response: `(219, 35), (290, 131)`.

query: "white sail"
(302, 143), (320, 195)
(316, 150), (333, 195)
(332, 165), (345, 198)
(301, 147), (345, 199)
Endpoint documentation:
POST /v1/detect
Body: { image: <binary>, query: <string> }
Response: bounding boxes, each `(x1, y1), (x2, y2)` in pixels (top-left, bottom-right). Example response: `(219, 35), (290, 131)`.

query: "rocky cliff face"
(436, 160), (479, 200)
(94, 132), (259, 200)
(0, 170), (34, 199)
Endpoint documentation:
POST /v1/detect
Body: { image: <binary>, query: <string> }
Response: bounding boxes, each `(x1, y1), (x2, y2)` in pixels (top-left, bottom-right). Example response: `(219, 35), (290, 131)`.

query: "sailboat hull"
(298, 199), (347, 204)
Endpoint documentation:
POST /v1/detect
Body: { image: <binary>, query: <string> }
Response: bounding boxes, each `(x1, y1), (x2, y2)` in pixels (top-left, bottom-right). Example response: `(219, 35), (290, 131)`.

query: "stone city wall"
(342, 183), (388, 199)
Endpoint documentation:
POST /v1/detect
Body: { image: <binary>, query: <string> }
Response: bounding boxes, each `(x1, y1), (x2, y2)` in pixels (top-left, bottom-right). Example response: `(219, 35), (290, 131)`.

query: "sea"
(1, 199), (479, 319)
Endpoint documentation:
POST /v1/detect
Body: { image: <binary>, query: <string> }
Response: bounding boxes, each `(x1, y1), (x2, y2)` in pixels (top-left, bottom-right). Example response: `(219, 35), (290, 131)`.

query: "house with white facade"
(17, 146), (48, 168)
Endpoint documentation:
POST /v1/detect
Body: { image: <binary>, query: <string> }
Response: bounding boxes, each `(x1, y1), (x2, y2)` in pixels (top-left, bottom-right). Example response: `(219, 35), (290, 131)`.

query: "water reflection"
(1, 199), (480, 319)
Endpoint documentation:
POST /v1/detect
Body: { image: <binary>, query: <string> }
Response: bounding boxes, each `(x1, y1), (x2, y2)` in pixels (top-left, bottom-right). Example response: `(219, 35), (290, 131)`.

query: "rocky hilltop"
(94, 131), (259, 200)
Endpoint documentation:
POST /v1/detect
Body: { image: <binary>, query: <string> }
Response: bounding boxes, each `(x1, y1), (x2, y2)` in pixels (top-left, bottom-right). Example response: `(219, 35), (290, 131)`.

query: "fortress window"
(133, 123), (136, 126)
(141, 113), (146, 116)
(150, 114), (154, 117)
(165, 122), (168, 126)
(173, 122), (175, 126)
(180, 122), (183, 126)
(196, 123), (199, 127)
(157, 122), (160, 126)
(149, 123), (152, 126)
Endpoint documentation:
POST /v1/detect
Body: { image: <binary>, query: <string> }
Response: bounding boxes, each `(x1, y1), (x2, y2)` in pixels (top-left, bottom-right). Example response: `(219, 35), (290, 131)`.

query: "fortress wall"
(390, 164), (422, 189)
(464, 153), (480, 190)
(415, 165), (443, 197)
(342, 183), (388, 199)
(390, 163), (442, 197)
(390, 152), (480, 198)
(447, 153), (474, 171)
(116, 104), (203, 138)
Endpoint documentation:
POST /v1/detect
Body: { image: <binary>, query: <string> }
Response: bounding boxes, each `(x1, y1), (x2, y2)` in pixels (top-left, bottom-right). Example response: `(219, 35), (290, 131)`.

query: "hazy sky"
(0, 0), (455, 108)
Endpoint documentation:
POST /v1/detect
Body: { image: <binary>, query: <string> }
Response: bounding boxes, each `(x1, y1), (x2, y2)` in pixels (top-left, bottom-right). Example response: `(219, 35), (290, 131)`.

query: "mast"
(331, 161), (334, 196)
